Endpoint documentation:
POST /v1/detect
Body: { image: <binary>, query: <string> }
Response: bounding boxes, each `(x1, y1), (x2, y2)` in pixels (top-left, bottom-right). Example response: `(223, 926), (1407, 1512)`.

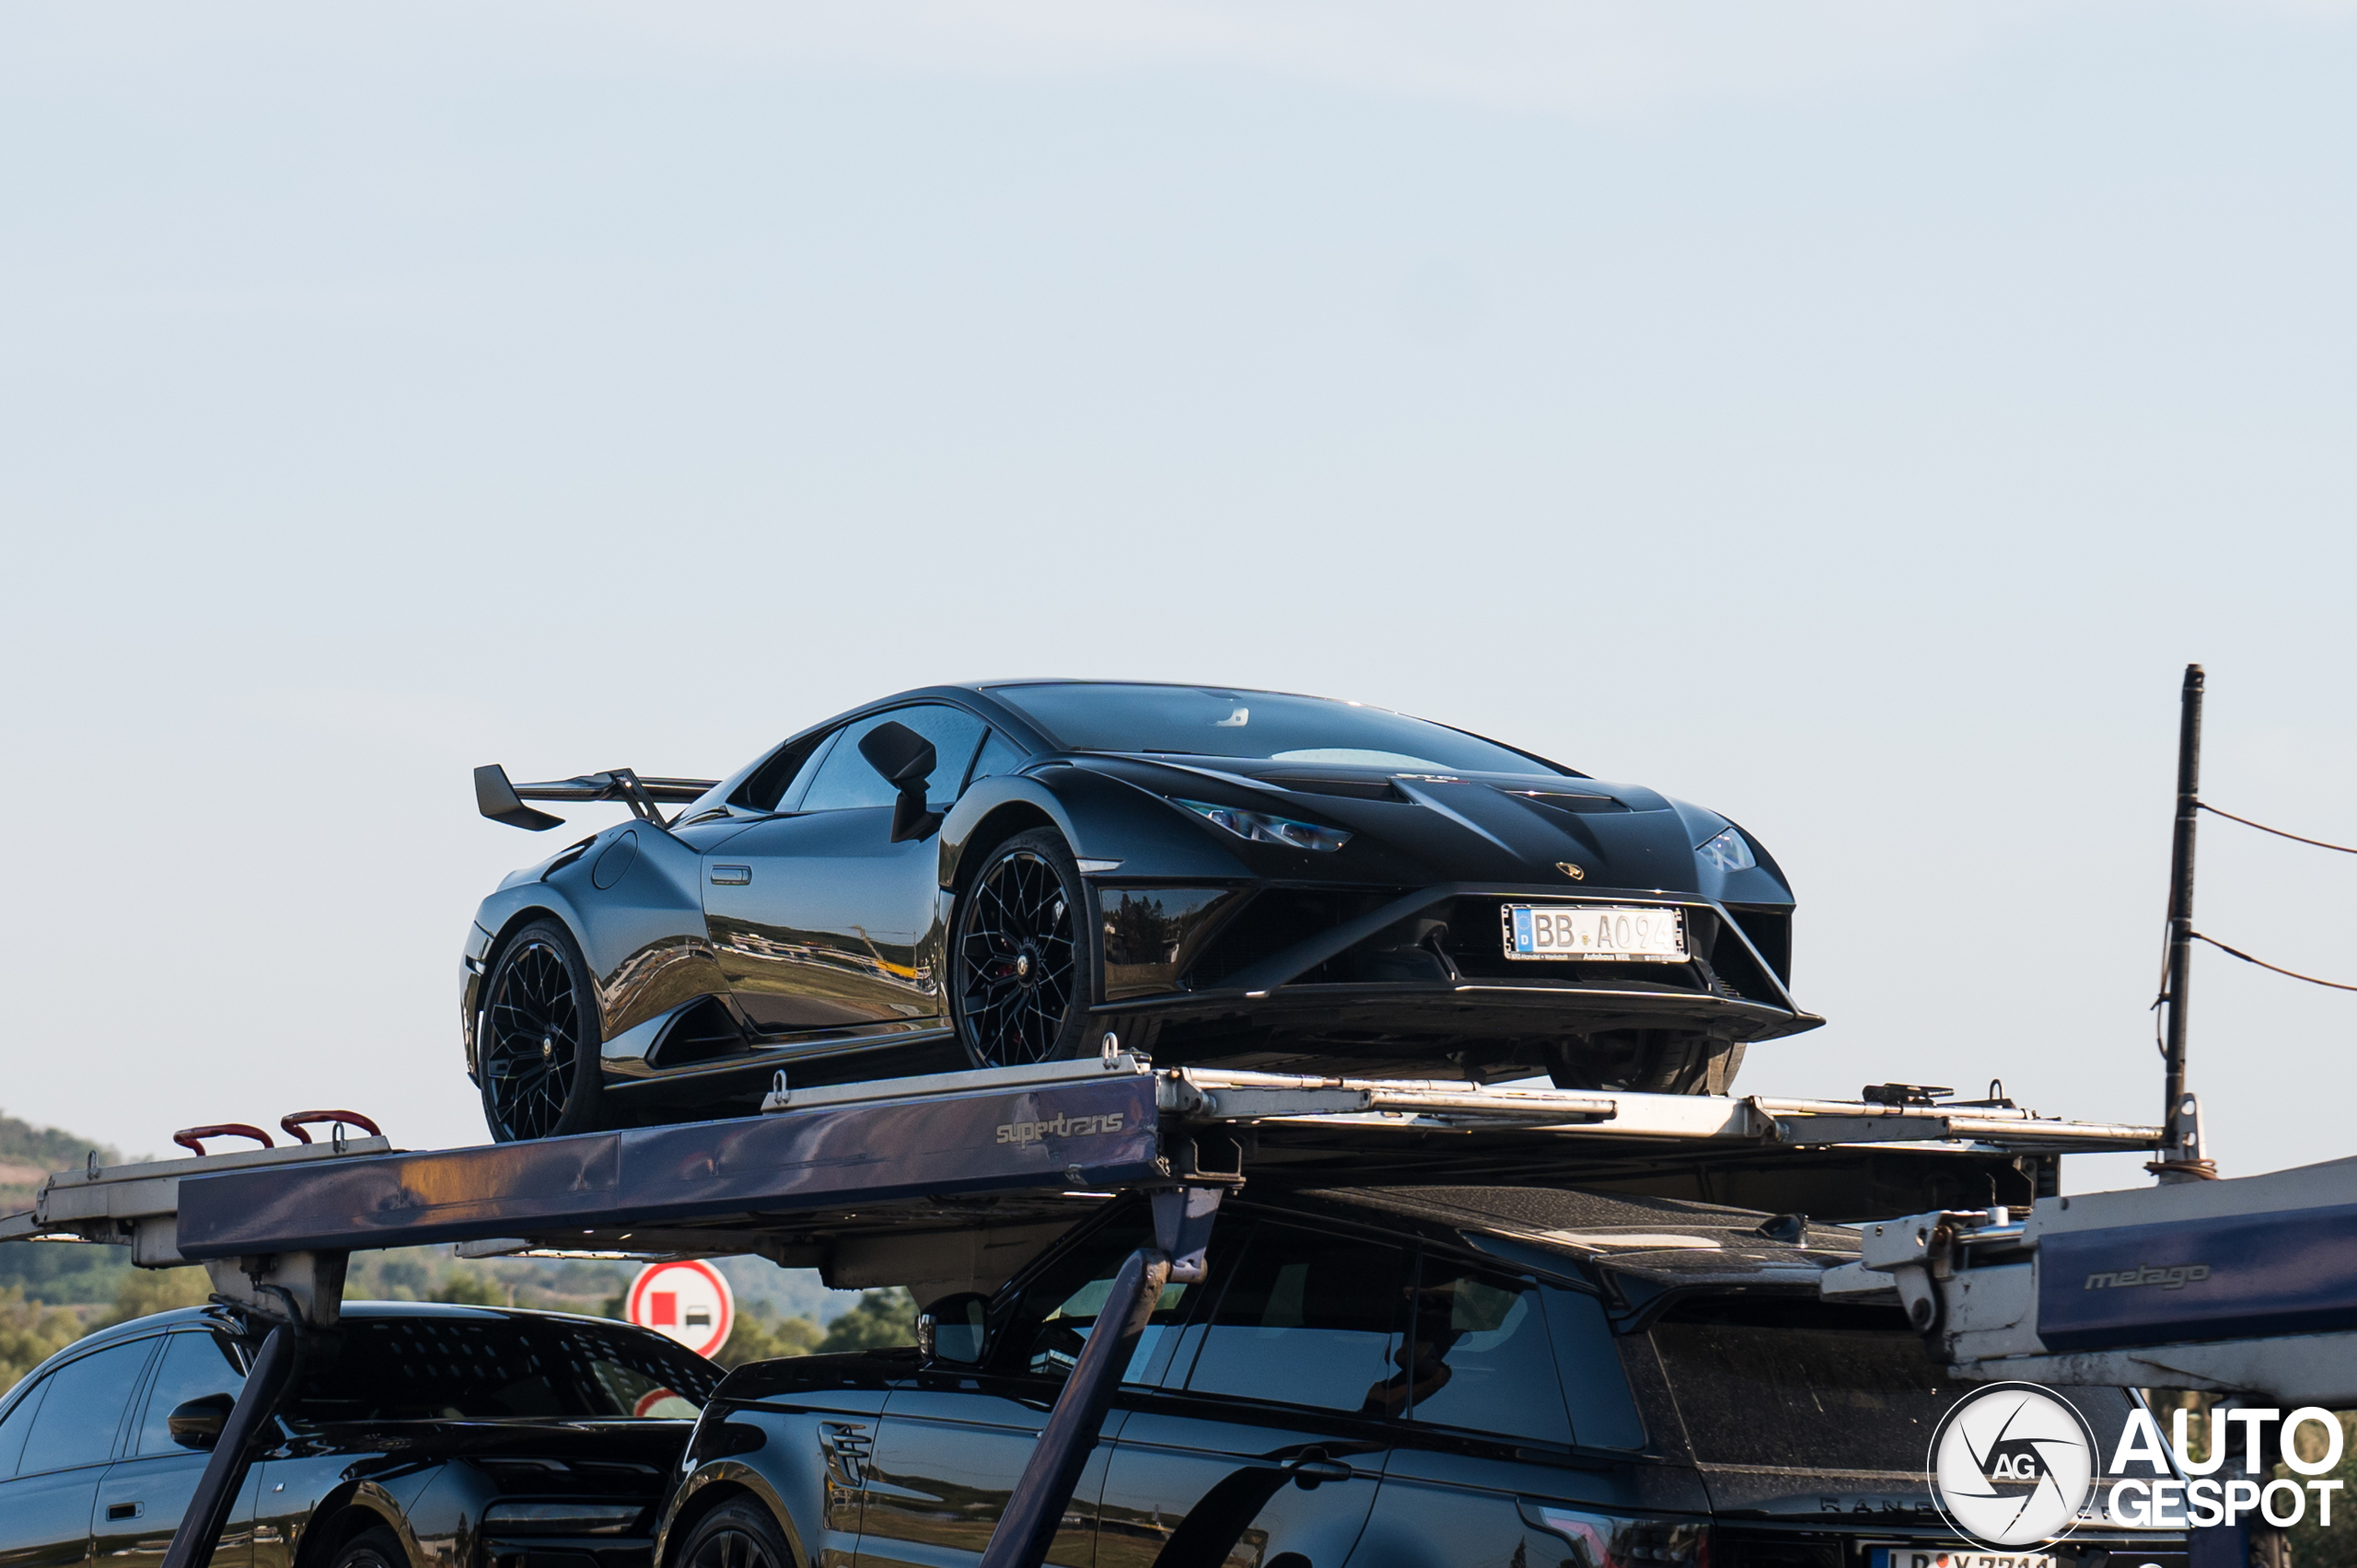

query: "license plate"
(1502, 904), (1688, 961)
(1873, 1551), (2054, 1568)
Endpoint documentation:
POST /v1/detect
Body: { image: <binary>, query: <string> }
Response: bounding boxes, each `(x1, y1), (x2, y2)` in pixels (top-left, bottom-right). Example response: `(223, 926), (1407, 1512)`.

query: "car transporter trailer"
(2, 1051), (2172, 1568)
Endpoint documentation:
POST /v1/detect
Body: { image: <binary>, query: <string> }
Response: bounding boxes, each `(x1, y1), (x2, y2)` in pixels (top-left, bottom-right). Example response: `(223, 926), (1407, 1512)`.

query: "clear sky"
(3, 3), (2351, 1192)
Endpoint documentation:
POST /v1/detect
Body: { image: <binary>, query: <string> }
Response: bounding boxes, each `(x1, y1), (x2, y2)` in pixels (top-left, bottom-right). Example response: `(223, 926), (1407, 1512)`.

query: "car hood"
(1076, 754), (1790, 902)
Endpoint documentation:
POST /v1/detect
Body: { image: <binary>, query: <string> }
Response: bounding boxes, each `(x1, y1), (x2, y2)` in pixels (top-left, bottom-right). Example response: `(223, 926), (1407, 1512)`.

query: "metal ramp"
(0, 1055), (2161, 1568)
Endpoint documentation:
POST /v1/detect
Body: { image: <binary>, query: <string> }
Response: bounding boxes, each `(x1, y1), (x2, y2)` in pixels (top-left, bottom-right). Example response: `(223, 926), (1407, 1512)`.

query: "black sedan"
(0, 1301), (722, 1568)
(464, 681), (1817, 1140)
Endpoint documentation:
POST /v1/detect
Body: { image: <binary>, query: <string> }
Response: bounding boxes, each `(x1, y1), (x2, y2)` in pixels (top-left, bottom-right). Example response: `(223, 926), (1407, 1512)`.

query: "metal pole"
(160, 1322), (301, 1568)
(2162, 663), (2205, 1167)
(980, 1246), (1173, 1568)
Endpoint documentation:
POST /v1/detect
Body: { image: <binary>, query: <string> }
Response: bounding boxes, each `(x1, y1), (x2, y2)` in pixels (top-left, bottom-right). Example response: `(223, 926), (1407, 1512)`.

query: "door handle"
(710, 865), (751, 886)
(108, 1503), (143, 1521)
(1286, 1454), (1353, 1488)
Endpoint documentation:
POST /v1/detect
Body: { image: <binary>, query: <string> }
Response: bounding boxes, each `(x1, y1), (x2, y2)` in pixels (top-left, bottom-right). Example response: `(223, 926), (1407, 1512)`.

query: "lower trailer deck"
(0, 1055), (2161, 1568)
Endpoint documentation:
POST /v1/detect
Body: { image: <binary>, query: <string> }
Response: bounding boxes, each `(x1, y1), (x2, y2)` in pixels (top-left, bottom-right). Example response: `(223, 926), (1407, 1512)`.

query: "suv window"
(1544, 1287), (1645, 1449)
(282, 1317), (722, 1424)
(20, 1339), (155, 1473)
(1183, 1223), (1404, 1415)
(136, 1332), (247, 1455)
(797, 706), (989, 815)
(1003, 1214), (1197, 1385)
(1402, 1255), (1569, 1446)
(0, 1376), (49, 1477)
(1652, 1296), (2133, 1470)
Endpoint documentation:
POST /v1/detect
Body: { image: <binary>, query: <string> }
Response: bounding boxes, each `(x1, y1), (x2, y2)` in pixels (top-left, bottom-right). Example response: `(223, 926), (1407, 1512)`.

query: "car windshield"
(989, 684), (1567, 775)
(1652, 1297), (2134, 1472)
(281, 1313), (724, 1425)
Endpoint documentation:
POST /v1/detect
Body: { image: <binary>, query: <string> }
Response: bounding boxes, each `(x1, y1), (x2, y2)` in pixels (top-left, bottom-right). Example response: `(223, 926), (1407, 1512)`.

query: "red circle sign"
(626, 1260), (735, 1359)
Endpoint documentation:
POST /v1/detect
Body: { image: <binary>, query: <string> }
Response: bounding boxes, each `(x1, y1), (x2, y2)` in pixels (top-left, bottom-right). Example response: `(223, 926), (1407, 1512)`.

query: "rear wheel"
(479, 919), (607, 1142)
(952, 829), (1095, 1067)
(329, 1527), (409, 1568)
(676, 1502), (792, 1568)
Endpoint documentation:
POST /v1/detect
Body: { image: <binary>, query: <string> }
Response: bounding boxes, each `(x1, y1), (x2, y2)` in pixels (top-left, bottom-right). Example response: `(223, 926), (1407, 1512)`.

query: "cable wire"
(2198, 801), (2357, 855)
(2192, 931), (2357, 993)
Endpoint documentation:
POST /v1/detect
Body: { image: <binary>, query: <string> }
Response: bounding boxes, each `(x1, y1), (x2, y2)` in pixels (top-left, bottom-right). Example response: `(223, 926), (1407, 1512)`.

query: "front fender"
(940, 768), (1250, 889)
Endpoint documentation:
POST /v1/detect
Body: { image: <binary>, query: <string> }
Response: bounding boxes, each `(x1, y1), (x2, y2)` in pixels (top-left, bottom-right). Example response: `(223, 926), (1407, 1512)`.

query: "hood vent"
(1262, 776), (1406, 802)
(1504, 789), (1628, 814)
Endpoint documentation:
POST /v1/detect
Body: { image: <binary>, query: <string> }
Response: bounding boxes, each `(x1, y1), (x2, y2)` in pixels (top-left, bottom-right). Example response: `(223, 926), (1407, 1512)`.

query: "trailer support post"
(161, 1250), (350, 1568)
(981, 1183), (1226, 1568)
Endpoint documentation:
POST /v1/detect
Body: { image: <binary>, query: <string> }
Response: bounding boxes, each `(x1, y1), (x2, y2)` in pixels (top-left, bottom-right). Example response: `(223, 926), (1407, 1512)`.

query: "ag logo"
(1928, 1382), (2099, 1549)
(1556, 862), (1586, 881)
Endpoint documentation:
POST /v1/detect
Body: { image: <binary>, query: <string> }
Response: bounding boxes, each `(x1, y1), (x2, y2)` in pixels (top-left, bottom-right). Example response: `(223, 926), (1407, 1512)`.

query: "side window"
(1184, 1224), (1404, 1415)
(734, 728), (838, 813)
(1002, 1214), (1197, 1386)
(1402, 1255), (1569, 1445)
(798, 706), (989, 815)
(0, 1377), (49, 1478)
(20, 1339), (156, 1473)
(136, 1332), (247, 1455)
(967, 729), (1027, 786)
(1543, 1286), (1646, 1449)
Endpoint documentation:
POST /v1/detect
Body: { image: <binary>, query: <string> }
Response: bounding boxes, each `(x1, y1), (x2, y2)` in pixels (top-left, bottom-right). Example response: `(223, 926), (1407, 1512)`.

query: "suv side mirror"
(917, 1292), (990, 1366)
(168, 1393), (237, 1450)
(857, 722), (943, 843)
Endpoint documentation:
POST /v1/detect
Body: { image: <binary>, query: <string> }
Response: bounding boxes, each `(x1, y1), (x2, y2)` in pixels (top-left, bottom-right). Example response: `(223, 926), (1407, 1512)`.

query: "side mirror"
(857, 722), (943, 844)
(168, 1393), (237, 1450)
(916, 1292), (990, 1366)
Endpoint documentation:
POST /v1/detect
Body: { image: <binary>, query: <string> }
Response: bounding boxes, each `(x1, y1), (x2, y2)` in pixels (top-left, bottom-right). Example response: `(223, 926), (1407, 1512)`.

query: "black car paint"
(0, 1304), (704, 1568)
(653, 1188), (2187, 1568)
(464, 682), (1817, 1128)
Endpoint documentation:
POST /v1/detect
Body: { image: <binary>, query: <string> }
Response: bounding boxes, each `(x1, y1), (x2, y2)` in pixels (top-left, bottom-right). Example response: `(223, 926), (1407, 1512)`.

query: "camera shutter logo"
(1928, 1382), (2100, 1549)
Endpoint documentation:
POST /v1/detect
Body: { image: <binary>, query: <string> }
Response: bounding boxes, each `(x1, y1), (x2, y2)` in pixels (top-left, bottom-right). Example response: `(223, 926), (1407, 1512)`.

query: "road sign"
(626, 1259), (735, 1358)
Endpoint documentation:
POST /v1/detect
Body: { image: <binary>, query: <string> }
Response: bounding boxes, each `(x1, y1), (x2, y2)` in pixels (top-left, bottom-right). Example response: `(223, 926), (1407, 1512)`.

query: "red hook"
(173, 1124), (275, 1156)
(279, 1109), (383, 1144)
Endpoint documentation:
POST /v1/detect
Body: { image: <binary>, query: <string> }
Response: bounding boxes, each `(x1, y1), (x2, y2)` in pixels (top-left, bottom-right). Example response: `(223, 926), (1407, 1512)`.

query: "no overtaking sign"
(627, 1259), (735, 1358)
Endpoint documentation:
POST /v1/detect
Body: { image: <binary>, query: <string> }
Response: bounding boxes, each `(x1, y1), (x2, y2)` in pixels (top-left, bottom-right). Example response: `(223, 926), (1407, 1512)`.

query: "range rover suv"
(653, 1186), (2183, 1568)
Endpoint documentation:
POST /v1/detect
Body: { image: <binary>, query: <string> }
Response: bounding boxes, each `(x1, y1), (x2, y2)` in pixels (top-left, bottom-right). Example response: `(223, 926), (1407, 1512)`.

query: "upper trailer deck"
(1, 1053), (2160, 1272)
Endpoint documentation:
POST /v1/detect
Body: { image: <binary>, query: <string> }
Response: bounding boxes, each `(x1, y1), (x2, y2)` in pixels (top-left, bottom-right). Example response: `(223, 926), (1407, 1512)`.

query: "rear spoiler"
(474, 764), (721, 831)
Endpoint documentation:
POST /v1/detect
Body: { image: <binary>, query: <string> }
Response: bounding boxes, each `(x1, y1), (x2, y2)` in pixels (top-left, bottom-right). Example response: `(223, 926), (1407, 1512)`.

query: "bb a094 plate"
(1503, 904), (1688, 962)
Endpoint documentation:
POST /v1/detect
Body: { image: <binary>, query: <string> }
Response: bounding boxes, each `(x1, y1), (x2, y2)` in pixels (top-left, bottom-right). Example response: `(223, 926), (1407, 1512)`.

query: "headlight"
(1696, 826), (1756, 873)
(1176, 800), (1352, 853)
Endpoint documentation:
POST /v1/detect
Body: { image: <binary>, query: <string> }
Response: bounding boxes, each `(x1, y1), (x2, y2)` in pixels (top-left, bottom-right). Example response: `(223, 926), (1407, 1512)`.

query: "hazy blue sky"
(4, 2), (2352, 1193)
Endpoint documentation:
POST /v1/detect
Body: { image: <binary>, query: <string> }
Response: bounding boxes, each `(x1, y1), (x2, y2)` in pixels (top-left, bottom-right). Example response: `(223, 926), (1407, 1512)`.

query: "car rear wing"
(473, 763), (721, 830)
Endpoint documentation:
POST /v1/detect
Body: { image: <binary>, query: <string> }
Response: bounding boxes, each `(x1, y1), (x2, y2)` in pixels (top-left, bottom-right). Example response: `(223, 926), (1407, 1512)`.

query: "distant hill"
(0, 1109), (120, 1174)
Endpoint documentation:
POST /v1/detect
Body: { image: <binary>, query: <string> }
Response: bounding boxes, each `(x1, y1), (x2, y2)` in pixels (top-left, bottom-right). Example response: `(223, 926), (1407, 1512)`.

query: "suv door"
(1351, 1251), (1694, 1566)
(856, 1209), (1202, 1568)
(0, 1336), (161, 1568)
(1095, 1219), (1404, 1568)
(702, 705), (989, 1037)
(95, 1329), (258, 1568)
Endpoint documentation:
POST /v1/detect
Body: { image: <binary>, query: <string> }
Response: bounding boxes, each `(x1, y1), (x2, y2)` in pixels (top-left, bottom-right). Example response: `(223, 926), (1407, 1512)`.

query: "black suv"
(0, 1300), (723, 1568)
(656, 1187), (2183, 1568)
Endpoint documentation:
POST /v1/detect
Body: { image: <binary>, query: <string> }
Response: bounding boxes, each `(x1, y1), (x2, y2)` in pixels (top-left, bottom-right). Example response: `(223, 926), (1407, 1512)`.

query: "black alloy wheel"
(954, 828), (1095, 1066)
(678, 1503), (792, 1568)
(478, 918), (606, 1142)
(329, 1528), (409, 1568)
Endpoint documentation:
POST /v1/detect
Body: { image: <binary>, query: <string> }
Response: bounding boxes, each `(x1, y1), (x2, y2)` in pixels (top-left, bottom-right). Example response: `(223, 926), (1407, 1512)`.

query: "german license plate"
(1872, 1551), (2054, 1568)
(1502, 904), (1688, 961)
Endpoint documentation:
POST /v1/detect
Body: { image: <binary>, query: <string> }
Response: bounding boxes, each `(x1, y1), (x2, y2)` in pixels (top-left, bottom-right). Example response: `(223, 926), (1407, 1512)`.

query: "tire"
(951, 828), (1097, 1067)
(478, 919), (608, 1142)
(330, 1527), (409, 1568)
(675, 1501), (794, 1568)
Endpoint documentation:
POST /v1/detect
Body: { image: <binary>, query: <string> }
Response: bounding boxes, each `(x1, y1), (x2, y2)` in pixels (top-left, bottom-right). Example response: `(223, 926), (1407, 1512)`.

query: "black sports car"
(462, 681), (1817, 1141)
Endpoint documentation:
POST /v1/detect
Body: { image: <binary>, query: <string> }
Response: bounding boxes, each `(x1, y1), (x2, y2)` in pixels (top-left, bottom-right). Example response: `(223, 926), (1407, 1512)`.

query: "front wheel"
(952, 829), (1096, 1067)
(478, 919), (609, 1142)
